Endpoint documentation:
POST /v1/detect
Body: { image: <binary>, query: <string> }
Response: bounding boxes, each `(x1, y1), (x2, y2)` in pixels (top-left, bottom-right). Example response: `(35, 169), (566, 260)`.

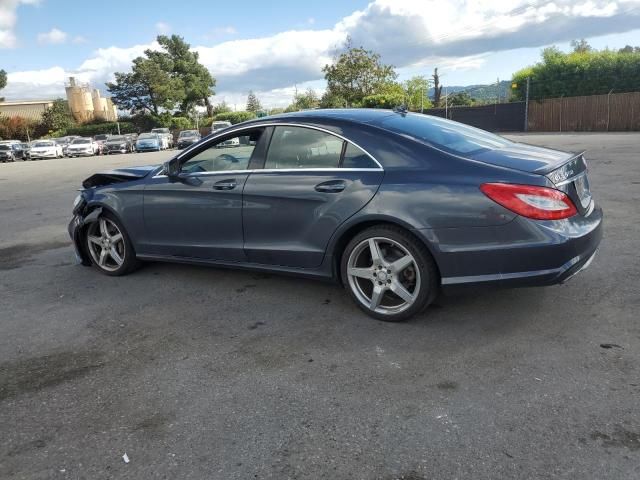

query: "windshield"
(109, 136), (125, 142)
(139, 133), (158, 140)
(213, 124), (230, 131)
(379, 113), (512, 155)
(34, 142), (54, 147)
(72, 139), (91, 144)
(179, 131), (197, 137)
(0, 145), (10, 150)
(95, 135), (108, 140)
(151, 128), (169, 134)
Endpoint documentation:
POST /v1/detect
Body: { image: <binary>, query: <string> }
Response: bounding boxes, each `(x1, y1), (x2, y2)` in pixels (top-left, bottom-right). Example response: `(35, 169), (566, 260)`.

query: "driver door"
(140, 128), (265, 261)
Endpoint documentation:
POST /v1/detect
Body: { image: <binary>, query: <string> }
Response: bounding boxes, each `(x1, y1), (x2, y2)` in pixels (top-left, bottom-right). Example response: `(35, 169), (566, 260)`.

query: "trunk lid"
(468, 142), (575, 174)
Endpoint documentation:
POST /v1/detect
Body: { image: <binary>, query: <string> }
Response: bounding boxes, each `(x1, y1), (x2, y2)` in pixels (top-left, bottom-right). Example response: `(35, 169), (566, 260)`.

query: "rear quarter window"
(379, 113), (512, 155)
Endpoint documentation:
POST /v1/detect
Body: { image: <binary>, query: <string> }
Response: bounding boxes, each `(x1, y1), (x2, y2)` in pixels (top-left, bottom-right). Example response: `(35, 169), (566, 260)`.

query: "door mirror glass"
(164, 160), (180, 178)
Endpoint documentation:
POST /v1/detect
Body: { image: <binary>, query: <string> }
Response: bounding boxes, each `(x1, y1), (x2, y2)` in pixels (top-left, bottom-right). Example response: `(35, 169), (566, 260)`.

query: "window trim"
(153, 122), (383, 178)
(264, 124), (347, 171)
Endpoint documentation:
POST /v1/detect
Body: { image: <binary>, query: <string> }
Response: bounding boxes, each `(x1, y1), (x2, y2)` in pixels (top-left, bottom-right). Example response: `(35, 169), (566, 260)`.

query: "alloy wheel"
(347, 237), (421, 316)
(86, 218), (126, 272)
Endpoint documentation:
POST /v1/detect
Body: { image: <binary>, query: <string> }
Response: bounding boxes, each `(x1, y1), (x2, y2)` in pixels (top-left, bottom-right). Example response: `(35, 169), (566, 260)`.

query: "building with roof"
(0, 100), (54, 122)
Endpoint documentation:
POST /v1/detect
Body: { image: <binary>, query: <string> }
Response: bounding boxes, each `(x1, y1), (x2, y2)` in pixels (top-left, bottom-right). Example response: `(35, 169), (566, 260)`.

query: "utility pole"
(445, 86), (448, 119)
(117, 121), (121, 135)
(524, 77), (530, 132)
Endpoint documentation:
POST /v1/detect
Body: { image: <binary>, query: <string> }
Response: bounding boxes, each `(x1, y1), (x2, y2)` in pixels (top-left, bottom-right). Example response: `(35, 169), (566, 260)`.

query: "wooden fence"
(527, 92), (640, 132)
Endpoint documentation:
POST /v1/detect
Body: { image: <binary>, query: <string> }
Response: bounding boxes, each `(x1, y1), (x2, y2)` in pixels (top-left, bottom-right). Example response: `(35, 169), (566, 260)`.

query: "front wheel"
(85, 212), (140, 276)
(341, 226), (438, 322)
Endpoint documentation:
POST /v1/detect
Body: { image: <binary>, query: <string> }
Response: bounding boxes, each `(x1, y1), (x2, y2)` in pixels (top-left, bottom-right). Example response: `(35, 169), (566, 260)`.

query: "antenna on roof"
(392, 105), (408, 115)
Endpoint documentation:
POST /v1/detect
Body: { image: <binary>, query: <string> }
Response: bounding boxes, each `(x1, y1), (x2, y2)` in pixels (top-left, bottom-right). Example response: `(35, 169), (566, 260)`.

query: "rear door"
(242, 125), (384, 268)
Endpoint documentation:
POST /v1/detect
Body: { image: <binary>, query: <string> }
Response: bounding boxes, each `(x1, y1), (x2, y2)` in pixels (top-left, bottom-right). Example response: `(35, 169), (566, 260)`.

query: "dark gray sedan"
(68, 110), (602, 321)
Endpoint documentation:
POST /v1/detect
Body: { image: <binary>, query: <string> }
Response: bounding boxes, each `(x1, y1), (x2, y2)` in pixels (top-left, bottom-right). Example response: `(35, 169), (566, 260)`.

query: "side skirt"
(135, 253), (337, 282)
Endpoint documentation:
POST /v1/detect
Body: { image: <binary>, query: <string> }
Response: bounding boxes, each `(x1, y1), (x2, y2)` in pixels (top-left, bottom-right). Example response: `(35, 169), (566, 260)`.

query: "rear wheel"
(341, 226), (438, 322)
(85, 212), (140, 276)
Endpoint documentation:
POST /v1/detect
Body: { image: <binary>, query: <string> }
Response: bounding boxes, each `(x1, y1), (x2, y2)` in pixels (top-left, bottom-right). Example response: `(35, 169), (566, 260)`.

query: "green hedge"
(213, 111), (256, 124)
(65, 122), (136, 137)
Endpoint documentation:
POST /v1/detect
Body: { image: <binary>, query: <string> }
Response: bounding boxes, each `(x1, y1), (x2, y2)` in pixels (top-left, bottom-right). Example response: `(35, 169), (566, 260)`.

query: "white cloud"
(155, 21), (171, 34)
(0, 0), (39, 48)
(37, 27), (68, 44)
(72, 35), (87, 44)
(3, 0), (640, 105)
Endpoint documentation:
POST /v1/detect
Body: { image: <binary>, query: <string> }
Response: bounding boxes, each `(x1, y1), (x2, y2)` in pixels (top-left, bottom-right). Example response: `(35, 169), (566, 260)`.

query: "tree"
(107, 35), (214, 116)
(246, 90), (262, 113)
(432, 68), (443, 107)
(322, 37), (397, 107)
(404, 76), (432, 111)
(35, 99), (75, 137)
(212, 101), (232, 115)
(319, 90), (346, 108)
(447, 91), (474, 107)
(107, 57), (184, 115)
(147, 35), (216, 115)
(285, 88), (320, 112)
(511, 45), (640, 101)
(570, 39), (592, 53)
(0, 115), (36, 141)
(0, 69), (6, 102)
(619, 45), (640, 54)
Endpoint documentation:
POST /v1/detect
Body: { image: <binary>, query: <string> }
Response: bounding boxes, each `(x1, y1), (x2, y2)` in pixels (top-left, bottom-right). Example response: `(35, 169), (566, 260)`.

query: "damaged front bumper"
(68, 204), (102, 266)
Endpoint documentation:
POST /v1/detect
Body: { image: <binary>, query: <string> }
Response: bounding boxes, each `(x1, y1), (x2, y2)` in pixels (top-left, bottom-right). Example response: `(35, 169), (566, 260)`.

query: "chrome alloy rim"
(86, 218), (126, 272)
(347, 237), (421, 315)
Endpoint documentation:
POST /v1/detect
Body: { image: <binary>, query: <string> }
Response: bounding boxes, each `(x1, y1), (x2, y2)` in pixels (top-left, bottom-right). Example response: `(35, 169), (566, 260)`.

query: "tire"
(85, 211), (141, 276)
(340, 225), (439, 322)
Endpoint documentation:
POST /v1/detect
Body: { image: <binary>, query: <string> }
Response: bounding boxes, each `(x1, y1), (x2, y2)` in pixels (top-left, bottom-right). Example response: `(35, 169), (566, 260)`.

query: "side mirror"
(164, 160), (180, 179)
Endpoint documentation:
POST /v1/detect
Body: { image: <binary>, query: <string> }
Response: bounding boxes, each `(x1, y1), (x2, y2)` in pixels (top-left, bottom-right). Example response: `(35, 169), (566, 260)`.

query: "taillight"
(480, 183), (577, 220)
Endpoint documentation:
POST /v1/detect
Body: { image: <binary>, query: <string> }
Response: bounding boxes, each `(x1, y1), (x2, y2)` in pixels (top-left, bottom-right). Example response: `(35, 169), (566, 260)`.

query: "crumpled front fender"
(68, 207), (103, 266)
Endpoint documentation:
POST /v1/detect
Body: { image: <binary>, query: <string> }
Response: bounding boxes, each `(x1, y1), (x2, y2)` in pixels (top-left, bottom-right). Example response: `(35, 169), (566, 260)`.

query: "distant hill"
(429, 80), (513, 103)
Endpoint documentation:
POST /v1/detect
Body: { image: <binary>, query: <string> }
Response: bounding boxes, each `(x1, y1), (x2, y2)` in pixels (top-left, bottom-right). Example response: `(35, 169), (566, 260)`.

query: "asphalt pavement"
(1, 134), (639, 479)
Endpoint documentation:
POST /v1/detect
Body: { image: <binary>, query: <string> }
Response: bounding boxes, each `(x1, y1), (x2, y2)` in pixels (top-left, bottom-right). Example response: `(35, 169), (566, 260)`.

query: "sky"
(1, 0), (640, 109)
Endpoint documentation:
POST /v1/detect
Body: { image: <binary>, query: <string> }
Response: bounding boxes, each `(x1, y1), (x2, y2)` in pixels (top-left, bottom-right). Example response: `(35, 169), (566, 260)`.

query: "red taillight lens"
(480, 183), (577, 220)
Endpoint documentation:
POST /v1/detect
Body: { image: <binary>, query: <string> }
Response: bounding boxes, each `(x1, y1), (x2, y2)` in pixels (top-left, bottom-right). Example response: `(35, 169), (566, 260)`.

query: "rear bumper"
(418, 206), (603, 290)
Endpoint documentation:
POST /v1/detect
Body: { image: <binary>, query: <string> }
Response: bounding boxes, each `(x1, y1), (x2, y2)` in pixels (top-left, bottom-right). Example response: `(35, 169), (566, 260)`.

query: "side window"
(265, 126), (343, 169)
(181, 129), (263, 173)
(342, 143), (377, 169)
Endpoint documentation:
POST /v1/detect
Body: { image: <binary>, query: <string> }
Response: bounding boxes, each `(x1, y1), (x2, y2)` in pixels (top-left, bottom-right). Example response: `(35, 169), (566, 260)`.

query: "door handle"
(315, 181), (346, 193)
(212, 179), (237, 190)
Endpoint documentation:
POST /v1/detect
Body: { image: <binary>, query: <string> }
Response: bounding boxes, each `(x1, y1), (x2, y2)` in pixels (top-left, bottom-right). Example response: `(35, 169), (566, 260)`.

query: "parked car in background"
(67, 137), (99, 157)
(104, 135), (134, 154)
(0, 144), (16, 162)
(210, 121), (239, 147)
(20, 142), (31, 160)
(125, 133), (138, 148)
(176, 129), (201, 149)
(94, 134), (110, 154)
(210, 121), (231, 134)
(69, 109), (602, 322)
(54, 136), (78, 156)
(0, 139), (22, 146)
(151, 128), (173, 149)
(29, 140), (64, 159)
(135, 133), (161, 152)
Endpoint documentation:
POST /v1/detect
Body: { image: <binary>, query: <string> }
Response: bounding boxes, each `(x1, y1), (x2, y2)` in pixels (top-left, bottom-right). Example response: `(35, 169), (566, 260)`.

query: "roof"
(0, 99), (55, 106)
(263, 108), (398, 126)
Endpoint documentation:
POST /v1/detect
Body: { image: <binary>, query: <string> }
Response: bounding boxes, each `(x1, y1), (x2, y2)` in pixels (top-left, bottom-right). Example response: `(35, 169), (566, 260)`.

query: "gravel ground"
(1, 134), (639, 479)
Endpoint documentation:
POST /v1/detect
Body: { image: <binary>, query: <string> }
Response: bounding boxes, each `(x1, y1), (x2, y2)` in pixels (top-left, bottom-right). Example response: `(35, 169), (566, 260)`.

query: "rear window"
(379, 113), (512, 155)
